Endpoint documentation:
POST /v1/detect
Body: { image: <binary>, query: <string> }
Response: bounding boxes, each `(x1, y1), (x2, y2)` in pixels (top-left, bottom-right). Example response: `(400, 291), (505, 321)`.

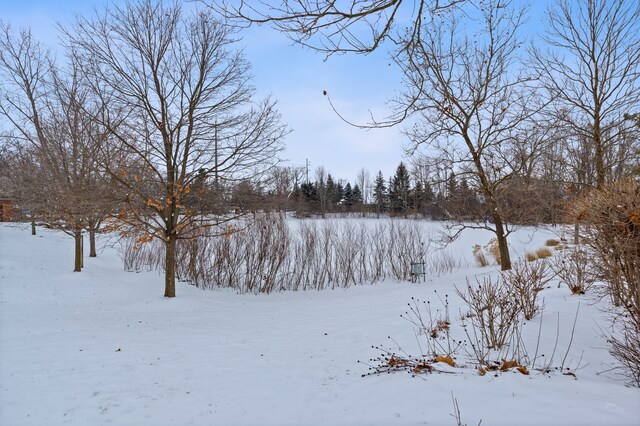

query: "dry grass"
(486, 238), (501, 265)
(525, 252), (537, 262)
(472, 244), (489, 267)
(535, 247), (553, 259)
(545, 239), (561, 247)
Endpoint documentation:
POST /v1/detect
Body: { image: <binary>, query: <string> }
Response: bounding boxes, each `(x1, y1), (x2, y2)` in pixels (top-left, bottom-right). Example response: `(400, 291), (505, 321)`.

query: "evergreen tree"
(334, 181), (345, 206)
(326, 174), (343, 209)
(422, 180), (436, 218)
(373, 171), (387, 218)
(389, 162), (411, 216)
(446, 171), (458, 200)
(444, 174), (484, 221)
(300, 182), (317, 201)
(343, 182), (353, 207)
(412, 180), (424, 216)
(352, 183), (362, 205)
(458, 177), (483, 220)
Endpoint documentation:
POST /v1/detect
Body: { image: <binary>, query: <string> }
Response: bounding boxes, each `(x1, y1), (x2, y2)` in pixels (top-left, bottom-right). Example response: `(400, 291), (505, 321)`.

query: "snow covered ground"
(1, 222), (638, 425)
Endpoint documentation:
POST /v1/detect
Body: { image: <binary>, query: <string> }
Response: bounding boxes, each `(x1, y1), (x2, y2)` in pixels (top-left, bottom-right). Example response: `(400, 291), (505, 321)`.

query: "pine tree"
(352, 183), (362, 205)
(389, 162), (411, 216)
(458, 177), (482, 220)
(334, 181), (345, 206)
(373, 171), (387, 218)
(301, 182), (317, 201)
(343, 182), (353, 207)
(326, 174), (336, 207)
(412, 180), (424, 217)
(446, 172), (458, 200)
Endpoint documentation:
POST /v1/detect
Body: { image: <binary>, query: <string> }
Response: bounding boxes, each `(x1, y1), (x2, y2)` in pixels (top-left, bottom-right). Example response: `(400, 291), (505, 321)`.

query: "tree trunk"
(493, 213), (512, 271)
(463, 134), (512, 271)
(574, 222), (580, 245)
(31, 218), (36, 235)
(74, 229), (83, 272)
(89, 223), (97, 257)
(593, 108), (605, 190)
(164, 236), (177, 297)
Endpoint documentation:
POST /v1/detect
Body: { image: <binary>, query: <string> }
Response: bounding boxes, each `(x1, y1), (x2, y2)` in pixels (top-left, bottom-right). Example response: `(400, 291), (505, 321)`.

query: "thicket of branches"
(119, 214), (465, 293)
(571, 180), (640, 385)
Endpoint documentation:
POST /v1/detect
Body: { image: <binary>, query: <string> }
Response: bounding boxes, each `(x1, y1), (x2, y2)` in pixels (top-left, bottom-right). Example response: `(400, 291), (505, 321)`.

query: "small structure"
(410, 261), (426, 283)
(0, 196), (15, 222)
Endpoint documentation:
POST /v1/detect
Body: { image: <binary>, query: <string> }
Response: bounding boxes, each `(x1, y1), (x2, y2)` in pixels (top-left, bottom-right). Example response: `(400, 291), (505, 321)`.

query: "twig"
(560, 303), (580, 371)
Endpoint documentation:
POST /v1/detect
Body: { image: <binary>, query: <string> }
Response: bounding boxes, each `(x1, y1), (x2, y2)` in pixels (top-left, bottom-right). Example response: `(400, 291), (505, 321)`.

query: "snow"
(1, 222), (638, 425)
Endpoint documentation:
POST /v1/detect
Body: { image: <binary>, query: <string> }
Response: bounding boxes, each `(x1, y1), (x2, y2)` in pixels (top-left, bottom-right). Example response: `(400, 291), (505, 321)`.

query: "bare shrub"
(551, 245), (596, 294)
(388, 220), (427, 281)
(609, 319), (640, 386)
(238, 214), (290, 293)
(503, 259), (552, 320)
(401, 295), (462, 359)
(572, 180), (639, 315)
(364, 293), (581, 379)
(427, 250), (464, 276)
(120, 234), (164, 273)
(119, 216), (440, 292)
(525, 252), (537, 262)
(360, 294), (462, 378)
(456, 276), (522, 349)
(367, 223), (388, 283)
(571, 179), (639, 385)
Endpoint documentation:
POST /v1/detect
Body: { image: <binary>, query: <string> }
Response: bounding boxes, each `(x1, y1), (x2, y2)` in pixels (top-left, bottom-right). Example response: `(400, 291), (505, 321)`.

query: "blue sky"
(2, 0), (551, 185)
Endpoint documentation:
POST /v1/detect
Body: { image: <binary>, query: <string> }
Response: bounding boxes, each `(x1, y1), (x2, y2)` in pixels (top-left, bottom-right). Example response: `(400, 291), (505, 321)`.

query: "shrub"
(525, 252), (537, 262)
(609, 320), (640, 386)
(503, 259), (552, 320)
(571, 179), (639, 385)
(426, 250), (464, 276)
(401, 295), (462, 359)
(120, 215), (438, 292)
(551, 245), (596, 295)
(456, 276), (522, 349)
(571, 179), (639, 315)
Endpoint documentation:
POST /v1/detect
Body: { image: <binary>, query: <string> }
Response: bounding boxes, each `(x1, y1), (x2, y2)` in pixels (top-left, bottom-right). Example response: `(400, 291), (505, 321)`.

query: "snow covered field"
(1, 222), (638, 425)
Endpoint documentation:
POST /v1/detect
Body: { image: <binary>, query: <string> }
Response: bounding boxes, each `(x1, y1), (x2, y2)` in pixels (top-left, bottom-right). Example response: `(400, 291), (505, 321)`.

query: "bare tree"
(0, 23), (113, 271)
(356, 167), (371, 209)
(207, 0), (470, 55)
(0, 140), (48, 234)
(64, 0), (287, 297)
(266, 164), (304, 213)
(532, 0), (640, 189)
(395, 0), (537, 270)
